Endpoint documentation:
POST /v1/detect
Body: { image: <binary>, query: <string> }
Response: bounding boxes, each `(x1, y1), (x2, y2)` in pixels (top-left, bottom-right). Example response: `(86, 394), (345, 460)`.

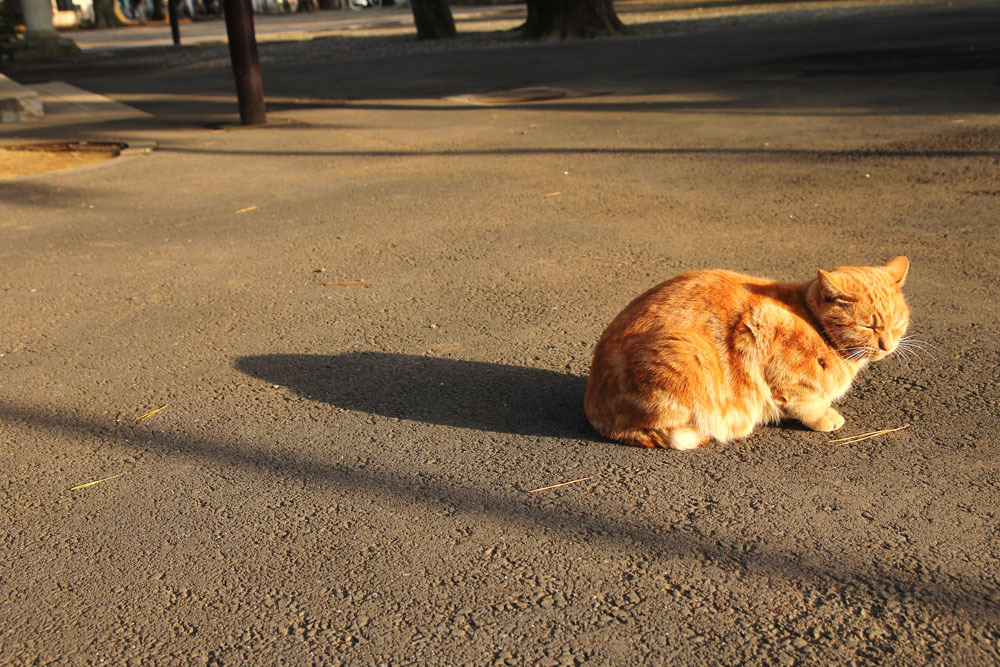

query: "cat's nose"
(878, 337), (891, 352)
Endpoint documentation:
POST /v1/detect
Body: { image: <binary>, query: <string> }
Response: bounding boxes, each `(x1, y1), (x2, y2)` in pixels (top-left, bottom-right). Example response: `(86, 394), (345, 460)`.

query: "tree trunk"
(410, 0), (455, 41)
(522, 0), (627, 40)
(223, 0), (267, 125)
(20, 0), (56, 38)
(92, 0), (124, 27)
(17, 0), (81, 55)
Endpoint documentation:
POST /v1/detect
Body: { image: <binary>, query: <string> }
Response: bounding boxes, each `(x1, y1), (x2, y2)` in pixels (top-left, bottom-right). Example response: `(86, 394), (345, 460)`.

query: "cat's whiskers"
(837, 346), (871, 362)
(899, 335), (936, 348)
(889, 345), (918, 368)
(897, 336), (937, 360)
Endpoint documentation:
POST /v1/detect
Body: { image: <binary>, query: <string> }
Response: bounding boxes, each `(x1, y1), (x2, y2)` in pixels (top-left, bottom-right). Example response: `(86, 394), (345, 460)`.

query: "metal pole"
(222, 0), (267, 126)
(168, 0), (182, 45)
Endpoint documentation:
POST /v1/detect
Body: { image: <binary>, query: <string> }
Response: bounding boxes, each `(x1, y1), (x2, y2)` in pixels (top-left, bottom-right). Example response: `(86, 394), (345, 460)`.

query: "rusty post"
(223, 0), (267, 126)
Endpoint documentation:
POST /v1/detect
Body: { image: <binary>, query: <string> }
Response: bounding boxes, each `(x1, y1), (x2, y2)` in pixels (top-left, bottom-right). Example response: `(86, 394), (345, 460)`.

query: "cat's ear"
(884, 256), (909, 286)
(817, 269), (854, 303)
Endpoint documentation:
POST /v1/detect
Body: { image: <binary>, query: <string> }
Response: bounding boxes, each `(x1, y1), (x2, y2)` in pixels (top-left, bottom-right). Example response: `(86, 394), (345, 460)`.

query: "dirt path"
(2, 1), (999, 664)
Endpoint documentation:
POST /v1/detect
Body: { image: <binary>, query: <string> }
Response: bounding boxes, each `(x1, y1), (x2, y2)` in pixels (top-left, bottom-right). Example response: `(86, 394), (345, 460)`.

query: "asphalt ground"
(58, 3), (526, 52)
(2, 1), (999, 664)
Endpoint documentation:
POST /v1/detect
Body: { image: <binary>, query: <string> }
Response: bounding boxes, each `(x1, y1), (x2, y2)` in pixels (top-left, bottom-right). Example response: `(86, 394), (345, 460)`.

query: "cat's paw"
(809, 408), (845, 432)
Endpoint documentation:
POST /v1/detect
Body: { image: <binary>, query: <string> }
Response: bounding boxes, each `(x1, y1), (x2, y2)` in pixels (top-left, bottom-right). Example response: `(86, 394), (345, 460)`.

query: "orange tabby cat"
(584, 257), (910, 450)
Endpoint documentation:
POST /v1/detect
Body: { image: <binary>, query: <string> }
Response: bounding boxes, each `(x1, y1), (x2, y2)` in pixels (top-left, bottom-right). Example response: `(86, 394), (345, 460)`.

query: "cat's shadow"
(235, 352), (595, 440)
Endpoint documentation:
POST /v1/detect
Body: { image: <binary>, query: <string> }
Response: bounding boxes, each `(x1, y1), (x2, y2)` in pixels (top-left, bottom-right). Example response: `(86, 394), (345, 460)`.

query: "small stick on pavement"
(234, 205), (258, 214)
(70, 473), (125, 491)
(323, 281), (371, 287)
(829, 424), (909, 446)
(528, 476), (592, 493)
(136, 404), (169, 422)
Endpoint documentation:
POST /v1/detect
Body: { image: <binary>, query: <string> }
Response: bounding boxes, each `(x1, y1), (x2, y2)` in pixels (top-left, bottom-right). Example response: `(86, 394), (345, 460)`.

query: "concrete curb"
(0, 73), (44, 123)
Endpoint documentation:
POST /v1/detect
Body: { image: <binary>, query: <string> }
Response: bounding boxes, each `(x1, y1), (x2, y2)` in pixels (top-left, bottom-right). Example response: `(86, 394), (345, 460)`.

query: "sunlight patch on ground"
(0, 142), (124, 180)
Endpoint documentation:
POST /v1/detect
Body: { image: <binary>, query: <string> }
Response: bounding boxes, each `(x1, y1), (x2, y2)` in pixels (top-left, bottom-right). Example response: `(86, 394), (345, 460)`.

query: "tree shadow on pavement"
(2, 398), (997, 624)
(5, 2), (997, 122)
(235, 352), (594, 441)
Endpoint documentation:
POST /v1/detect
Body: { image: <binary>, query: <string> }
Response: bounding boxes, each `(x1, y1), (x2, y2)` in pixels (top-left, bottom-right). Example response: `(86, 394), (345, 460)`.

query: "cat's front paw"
(809, 408), (845, 432)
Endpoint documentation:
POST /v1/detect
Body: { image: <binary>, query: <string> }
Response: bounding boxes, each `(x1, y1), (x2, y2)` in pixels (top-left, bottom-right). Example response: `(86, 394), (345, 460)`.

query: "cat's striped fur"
(584, 258), (910, 449)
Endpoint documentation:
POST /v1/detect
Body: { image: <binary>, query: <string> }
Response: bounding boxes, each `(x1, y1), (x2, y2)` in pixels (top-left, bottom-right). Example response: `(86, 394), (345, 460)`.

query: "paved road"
(62, 4), (524, 51)
(2, 1), (999, 664)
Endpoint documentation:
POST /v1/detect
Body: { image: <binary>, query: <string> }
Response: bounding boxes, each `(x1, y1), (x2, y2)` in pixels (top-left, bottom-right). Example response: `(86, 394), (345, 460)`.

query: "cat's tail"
(613, 426), (709, 451)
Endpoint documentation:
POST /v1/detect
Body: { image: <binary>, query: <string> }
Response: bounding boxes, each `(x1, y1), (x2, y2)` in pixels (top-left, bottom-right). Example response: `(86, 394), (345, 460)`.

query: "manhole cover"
(0, 141), (128, 181)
